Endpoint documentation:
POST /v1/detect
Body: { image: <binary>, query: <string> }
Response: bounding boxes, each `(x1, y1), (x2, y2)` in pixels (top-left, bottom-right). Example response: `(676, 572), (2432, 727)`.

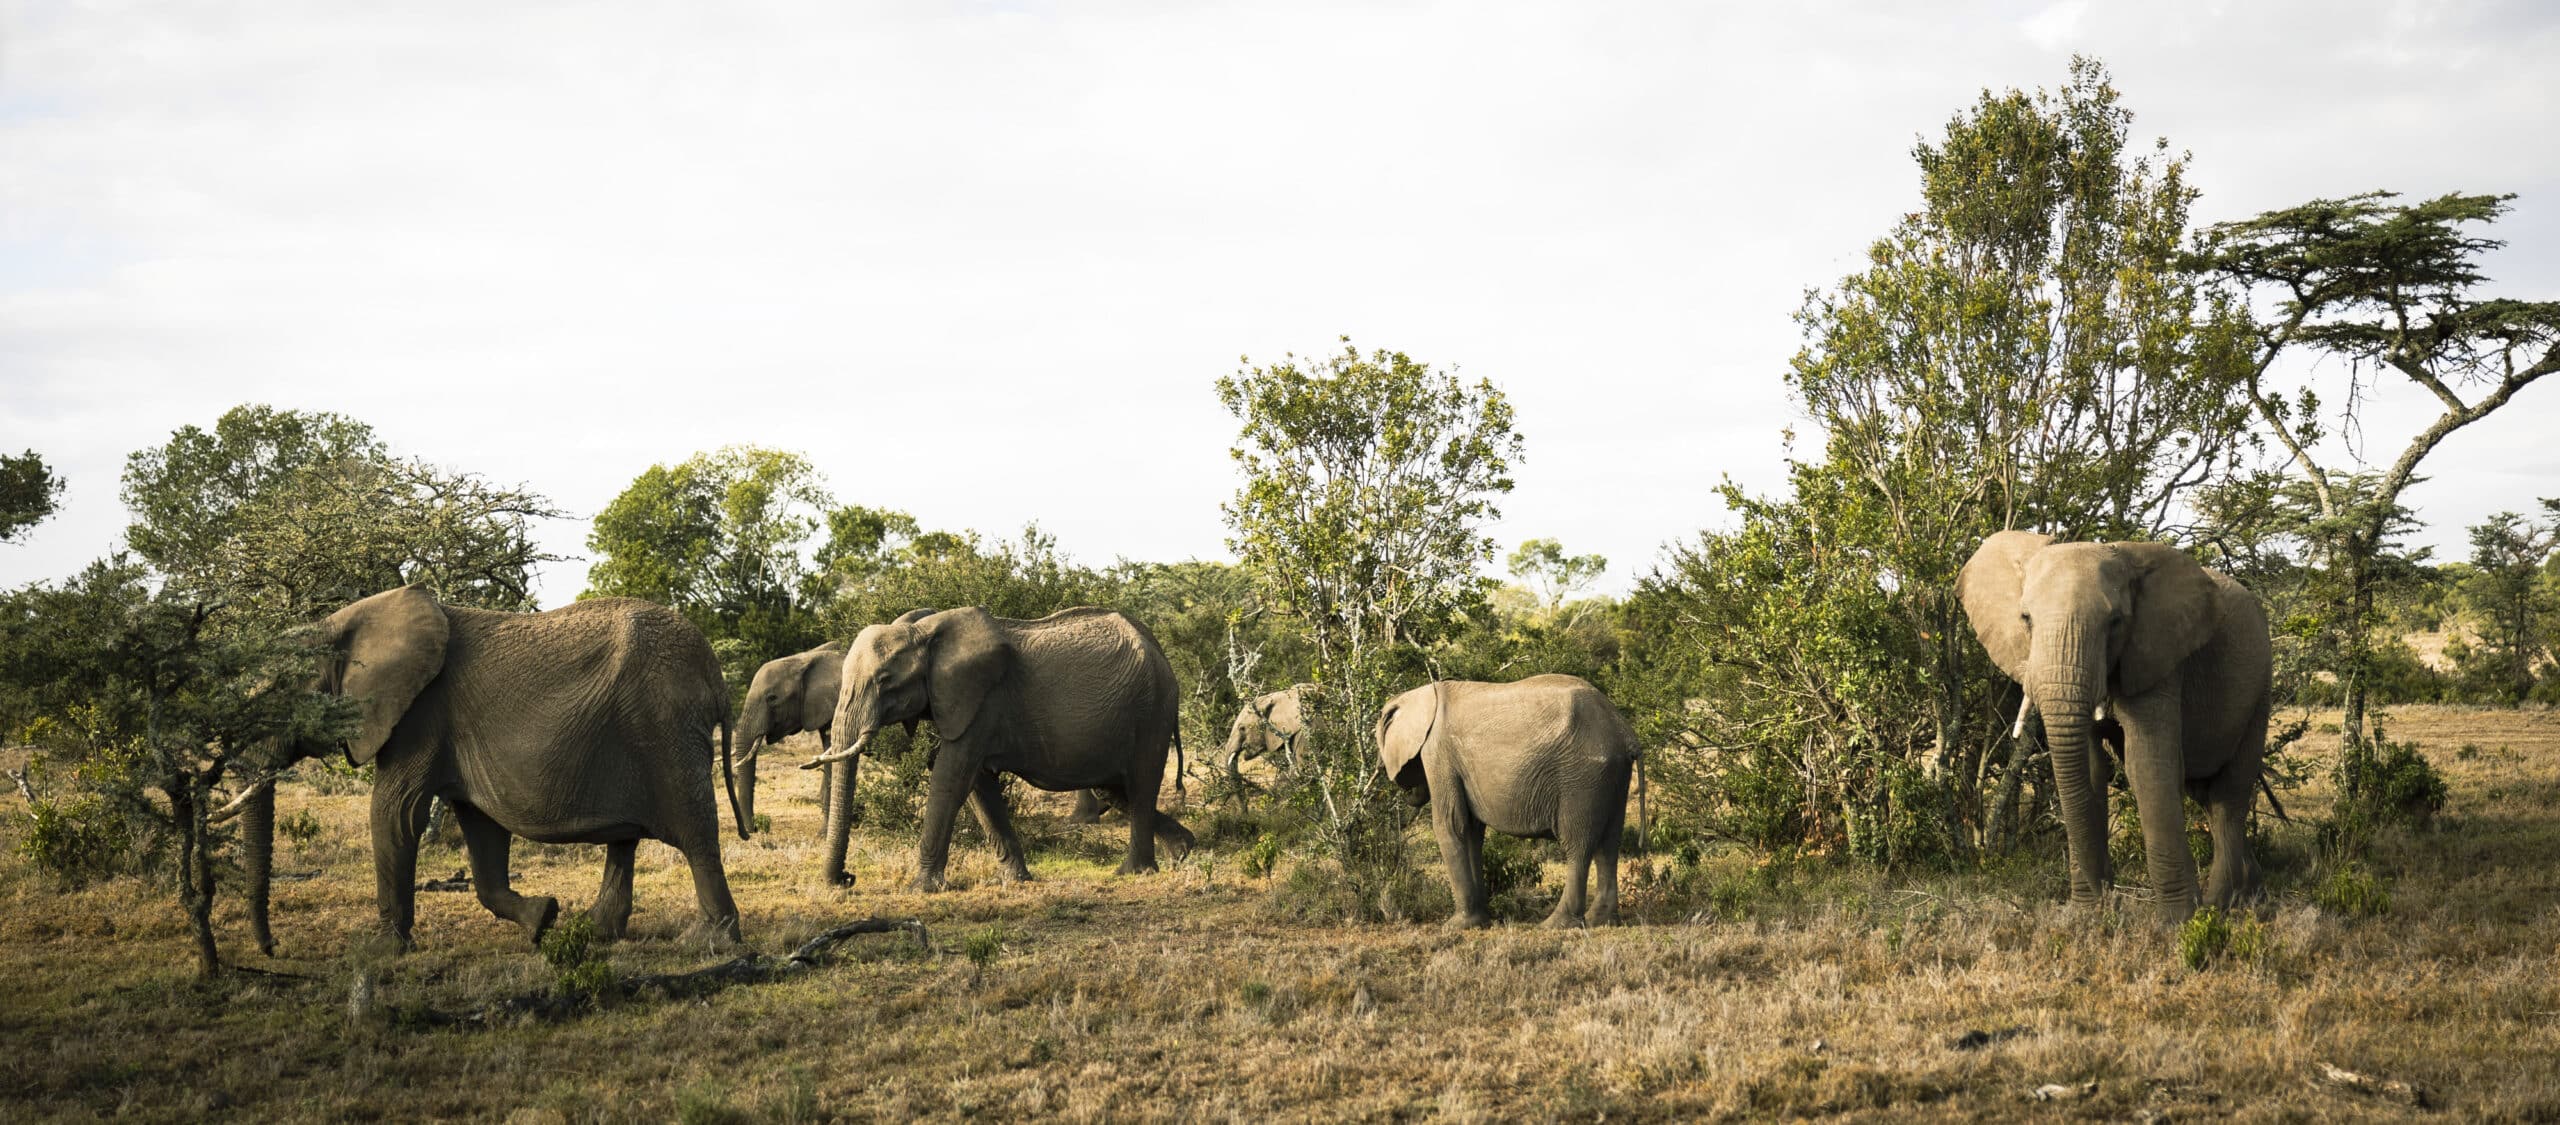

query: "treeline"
(3, 57), (2556, 964)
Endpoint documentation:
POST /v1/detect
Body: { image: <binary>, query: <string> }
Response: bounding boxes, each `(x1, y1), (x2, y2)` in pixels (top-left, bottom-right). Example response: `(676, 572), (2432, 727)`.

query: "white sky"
(4, 1), (2556, 607)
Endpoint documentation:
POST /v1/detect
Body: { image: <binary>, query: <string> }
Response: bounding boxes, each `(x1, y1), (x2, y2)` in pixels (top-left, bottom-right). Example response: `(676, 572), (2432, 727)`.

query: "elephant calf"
(1378, 675), (1640, 929)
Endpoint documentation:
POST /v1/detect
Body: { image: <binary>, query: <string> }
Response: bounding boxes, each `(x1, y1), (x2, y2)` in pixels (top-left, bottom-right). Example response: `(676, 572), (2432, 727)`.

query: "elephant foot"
(1155, 822), (1197, 862)
(1115, 857), (1160, 877)
(1445, 911), (1492, 931)
(586, 905), (630, 943)
(1540, 911), (1586, 931)
(826, 868), (856, 888)
(995, 861), (1033, 885)
(911, 872), (948, 893)
(1064, 810), (1103, 826)
(520, 896), (561, 947)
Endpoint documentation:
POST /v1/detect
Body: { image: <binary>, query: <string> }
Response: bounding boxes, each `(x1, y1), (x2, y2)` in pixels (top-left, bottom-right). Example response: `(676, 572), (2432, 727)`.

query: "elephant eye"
(2018, 612), (2032, 626)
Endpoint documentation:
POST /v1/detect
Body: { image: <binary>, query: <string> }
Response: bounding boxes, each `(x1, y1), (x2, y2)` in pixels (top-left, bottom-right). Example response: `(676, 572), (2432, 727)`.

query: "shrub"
(279, 808), (324, 849)
(1240, 832), (1283, 880)
(853, 729), (928, 833)
(2177, 907), (2231, 970)
(539, 913), (614, 1001)
(2326, 726), (2448, 858)
(1479, 833), (1545, 904)
(962, 924), (1006, 979)
(2313, 863), (2392, 917)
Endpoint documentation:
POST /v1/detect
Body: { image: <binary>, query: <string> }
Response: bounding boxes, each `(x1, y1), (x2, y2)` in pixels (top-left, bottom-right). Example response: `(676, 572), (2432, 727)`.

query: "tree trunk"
(2340, 546), (2373, 753)
(171, 781), (221, 978)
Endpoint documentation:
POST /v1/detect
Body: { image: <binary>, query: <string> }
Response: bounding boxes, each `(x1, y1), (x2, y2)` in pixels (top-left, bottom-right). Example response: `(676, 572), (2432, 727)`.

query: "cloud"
(1, 1), (2554, 603)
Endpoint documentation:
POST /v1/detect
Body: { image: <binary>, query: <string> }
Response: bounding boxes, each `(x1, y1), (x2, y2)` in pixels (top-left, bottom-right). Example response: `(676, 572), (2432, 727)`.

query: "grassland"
(4, 705), (2558, 1121)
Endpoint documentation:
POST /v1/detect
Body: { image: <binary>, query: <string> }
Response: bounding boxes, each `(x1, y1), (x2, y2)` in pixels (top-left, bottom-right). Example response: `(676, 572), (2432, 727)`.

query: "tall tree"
(585, 445), (833, 683)
(2453, 502), (2560, 703)
(1628, 59), (2253, 859)
(2194, 191), (2560, 746)
(0, 450), (66, 543)
(1218, 339), (1519, 881)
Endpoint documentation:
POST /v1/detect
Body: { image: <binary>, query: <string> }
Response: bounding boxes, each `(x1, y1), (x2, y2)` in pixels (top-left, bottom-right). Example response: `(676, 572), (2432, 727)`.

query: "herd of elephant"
(233, 530), (2273, 956)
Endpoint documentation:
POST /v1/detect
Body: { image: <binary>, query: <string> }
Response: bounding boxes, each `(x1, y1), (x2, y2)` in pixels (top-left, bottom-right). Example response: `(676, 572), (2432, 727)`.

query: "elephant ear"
(892, 607), (936, 626)
(922, 608), (1009, 743)
(1374, 685), (1439, 789)
(1958, 530), (2054, 681)
(2117, 542), (2224, 697)
(326, 585), (449, 766)
(798, 648), (844, 731)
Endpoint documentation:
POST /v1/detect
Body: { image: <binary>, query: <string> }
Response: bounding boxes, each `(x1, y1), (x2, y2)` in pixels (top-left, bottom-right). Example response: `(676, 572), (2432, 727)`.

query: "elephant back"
(998, 608), (1180, 740)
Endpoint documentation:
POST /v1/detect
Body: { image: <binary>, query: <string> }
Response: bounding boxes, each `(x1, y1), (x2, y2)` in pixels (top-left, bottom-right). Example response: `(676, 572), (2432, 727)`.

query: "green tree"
(0, 450), (66, 543)
(2193, 190), (2560, 747)
(1507, 538), (1607, 613)
(1217, 339), (1520, 891)
(585, 446), (833, 685)
(1627, 59), (2252, 861)
(121, 405), (559, 620)
(0, 559), (354, 976)
(2450, 502), (2560, 703)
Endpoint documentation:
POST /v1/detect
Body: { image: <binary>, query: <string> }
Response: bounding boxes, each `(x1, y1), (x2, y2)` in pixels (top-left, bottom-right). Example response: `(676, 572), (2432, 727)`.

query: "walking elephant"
(1377, 675), (1640, 929)
(804, 606), (1194, 890)
(1958, 531), (2273, 922)
(735, 641), (852, 864)
(233, 585), (745, 953)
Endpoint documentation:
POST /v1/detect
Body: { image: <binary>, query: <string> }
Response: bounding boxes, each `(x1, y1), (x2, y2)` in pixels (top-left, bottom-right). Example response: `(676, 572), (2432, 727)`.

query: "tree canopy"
(0, 451), (66, 544)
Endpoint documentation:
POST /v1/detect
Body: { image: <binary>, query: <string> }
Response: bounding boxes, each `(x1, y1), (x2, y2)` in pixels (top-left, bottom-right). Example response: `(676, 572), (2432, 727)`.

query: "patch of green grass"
(2313, 863), (2392, 917)
(2178, 907), (2231, 970)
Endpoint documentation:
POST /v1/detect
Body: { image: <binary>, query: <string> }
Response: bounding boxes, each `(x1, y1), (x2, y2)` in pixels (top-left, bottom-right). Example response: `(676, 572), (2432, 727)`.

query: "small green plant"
(279, 808), (324, 848)
(2456, 742), (2482, 761)
(2227, 912), (2277, 966)
(673, 1078), (745, 1125)
(962, 924), (1006, 981)
(539, 913), (615, 1001)
(2178, 906), (2231, 970)
(1241, 832), (1283, 880)
(750, 813), (773, 835)
(2313, 863), (2392, 917)
(1239, 978), (1272, 1006)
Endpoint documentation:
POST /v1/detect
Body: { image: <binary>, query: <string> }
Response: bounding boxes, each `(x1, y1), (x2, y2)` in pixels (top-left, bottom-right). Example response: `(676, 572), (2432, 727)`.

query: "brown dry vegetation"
(4, 707), (2559, 1122)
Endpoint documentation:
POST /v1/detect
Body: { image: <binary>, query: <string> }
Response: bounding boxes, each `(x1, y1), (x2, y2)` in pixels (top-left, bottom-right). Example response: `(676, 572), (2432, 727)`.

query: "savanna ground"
(3, 706), (2557, 1122)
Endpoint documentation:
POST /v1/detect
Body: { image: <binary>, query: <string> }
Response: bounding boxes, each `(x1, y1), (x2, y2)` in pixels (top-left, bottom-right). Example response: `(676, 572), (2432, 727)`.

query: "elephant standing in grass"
(1958, 531), (2273, 922)
(734, 641), (855, 874)
(1378, 675), (1640, 929)
(236, 585), (745, 952)
(805, 606), (1194, 890)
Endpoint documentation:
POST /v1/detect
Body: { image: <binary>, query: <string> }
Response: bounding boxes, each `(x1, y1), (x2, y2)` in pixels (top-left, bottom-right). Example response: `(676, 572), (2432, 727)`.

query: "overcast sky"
(5, 1), (2556, 607)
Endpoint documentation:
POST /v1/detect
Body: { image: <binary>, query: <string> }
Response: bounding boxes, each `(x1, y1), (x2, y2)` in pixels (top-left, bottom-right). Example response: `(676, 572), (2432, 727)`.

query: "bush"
(2177, 907), (2231, 970)
(2328, 726), (2448, 853)
(539, 913), (614, 1001)
(2313, 863), (2392, 917)
(1240, 832), (1282, 880)
(852, 728), (928, 833)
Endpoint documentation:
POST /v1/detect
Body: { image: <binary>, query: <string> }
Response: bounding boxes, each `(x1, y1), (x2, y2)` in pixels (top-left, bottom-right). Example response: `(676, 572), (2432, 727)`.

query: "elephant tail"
(1172, 726), (1186, 798)
(719, 700), (749, 841)
(1634, 753), (1649, 857)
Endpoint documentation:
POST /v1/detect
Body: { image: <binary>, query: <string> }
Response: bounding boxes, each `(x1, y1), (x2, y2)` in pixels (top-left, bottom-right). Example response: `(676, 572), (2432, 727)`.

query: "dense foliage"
(0, 450), (65, 543)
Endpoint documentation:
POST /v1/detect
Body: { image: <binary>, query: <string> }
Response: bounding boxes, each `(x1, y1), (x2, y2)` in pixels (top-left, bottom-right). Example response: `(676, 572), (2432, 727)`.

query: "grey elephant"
(234, 585), (745, 952)
(1378, 675), (1640, 929)
(805, 606), (1194, 890)
(734, 641), (863, 879)
(1205, 683), (1312, 810)
(1958, 531), (2273, 921)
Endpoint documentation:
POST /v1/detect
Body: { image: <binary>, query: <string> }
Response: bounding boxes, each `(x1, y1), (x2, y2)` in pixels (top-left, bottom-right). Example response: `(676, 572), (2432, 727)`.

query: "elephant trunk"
(239, 780), (277, 956)
(820, 755), (859, 885)
(734, 709), (766, 830)
(2031, 625), (2112, 903)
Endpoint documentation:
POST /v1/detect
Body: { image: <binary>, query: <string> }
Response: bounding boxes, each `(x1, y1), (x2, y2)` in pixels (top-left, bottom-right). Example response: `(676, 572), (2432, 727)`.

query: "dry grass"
(5, 710), (2559, 1121)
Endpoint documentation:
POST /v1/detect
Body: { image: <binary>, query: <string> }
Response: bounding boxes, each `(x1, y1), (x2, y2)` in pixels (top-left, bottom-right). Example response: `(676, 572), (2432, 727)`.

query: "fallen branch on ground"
(2312, 1061), (2426, 1107)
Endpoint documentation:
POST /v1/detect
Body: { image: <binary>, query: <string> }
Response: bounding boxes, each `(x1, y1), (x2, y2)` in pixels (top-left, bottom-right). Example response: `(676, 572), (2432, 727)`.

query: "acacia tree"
(2451, 502), (2560, 703)
(122, 405), (559, 619)
(2194, 191), (2560, 747)
(1630, 59), (2254, 860)
(1217, 340), (1520, 884)
(1, 450), (65, 543)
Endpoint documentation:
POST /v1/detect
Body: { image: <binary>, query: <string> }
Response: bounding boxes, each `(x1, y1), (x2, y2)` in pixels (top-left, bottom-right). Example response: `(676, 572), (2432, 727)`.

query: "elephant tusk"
(208, 776), (277, 823)
(2093, 700), (2108, 722)
(802, 734), (868, 770)
(2011, 695), (2034, 739)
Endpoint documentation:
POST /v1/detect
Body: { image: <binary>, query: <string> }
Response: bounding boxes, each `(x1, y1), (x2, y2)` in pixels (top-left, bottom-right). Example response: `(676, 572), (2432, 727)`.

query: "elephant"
(734, 641), (858, 878)
(1958, 531), (2273, 922)
(1206, 683), (1312, 810)
(1377, 675), (1641, 929)
(233, 585), (745, 952)
(804, 605), (1195, 890)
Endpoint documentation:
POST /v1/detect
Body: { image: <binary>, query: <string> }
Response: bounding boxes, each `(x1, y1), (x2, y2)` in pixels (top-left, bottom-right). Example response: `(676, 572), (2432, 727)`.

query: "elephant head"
(1958, 531), (2224, 898)
(233, 585), (450, 955)
(733, 642), (845, 826)
(1374, 683), (1443, 810)
(1221, 685), (1309, 764)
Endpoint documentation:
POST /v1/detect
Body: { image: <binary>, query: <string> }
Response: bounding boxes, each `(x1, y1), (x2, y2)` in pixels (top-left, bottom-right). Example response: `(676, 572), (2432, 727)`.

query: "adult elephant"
(232, 585), (745, 953)
(1958, 531), (2272, 921)
(804, 606), (1194, 890)
(734, 641), (850, 861)
(1377, 675), (1640, 930)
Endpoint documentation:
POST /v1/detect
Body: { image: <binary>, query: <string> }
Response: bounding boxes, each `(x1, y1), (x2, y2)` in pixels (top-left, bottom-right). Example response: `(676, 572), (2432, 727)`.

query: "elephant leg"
(2121, 691), (2201, 921)
(1065, 789), (1105, 825)
(912, 744), (980, 892)
(1150, 806), (1196, 862)
(1544, 837), (1592, 929)
(968, 769), (1033, 884)
(588, 839), (638, 940)
(1435, 797), (1490, 929)
(1590, 821), (1624, 926)
(368, 783), (435, 947)
(451, 802), (557, 946)
(671, 824), (743, 944)
(1118, 773), (1162, 876)
(2201, 699), (2269, 908)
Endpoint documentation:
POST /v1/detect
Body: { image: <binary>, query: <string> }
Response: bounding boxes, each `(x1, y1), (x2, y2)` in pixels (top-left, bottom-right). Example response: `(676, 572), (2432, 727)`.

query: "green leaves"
(0, 450), (65, 544)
